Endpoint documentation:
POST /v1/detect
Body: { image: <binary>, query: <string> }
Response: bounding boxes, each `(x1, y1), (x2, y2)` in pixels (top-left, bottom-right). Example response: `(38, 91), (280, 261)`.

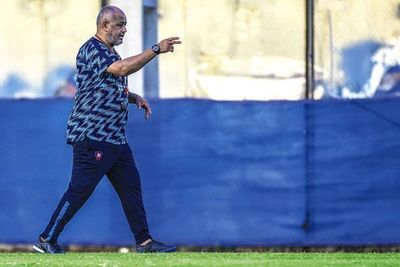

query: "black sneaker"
(33, 237), (65, 254)
(136, 240), (176, 253)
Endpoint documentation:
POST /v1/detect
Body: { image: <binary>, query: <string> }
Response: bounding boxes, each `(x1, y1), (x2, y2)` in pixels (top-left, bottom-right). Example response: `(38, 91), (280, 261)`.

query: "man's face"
(106, 12), (127, 46)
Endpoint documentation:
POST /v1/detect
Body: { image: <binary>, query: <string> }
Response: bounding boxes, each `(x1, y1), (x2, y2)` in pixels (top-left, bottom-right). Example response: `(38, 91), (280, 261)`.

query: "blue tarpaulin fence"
(0, 98), (399, 246)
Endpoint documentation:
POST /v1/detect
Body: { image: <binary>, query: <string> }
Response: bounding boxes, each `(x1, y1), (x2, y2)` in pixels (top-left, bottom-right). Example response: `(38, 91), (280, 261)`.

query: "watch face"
(152, 44), (160, 53)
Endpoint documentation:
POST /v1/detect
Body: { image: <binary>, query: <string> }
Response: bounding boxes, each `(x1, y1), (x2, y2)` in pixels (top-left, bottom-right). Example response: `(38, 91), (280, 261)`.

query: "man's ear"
(101, 20), (110, 31)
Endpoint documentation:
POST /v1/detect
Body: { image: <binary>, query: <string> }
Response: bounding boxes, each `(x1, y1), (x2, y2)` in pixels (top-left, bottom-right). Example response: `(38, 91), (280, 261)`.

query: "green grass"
(1, 252), (400, 267)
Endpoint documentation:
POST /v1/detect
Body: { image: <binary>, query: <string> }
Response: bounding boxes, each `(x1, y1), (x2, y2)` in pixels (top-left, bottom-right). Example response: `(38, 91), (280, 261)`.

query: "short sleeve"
(86, 40), (120, 76)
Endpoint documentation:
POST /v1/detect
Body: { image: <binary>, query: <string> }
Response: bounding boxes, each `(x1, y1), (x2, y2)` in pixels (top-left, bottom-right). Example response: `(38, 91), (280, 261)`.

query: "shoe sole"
(32, 244), (45, 253)
(136, 248), (176, 253)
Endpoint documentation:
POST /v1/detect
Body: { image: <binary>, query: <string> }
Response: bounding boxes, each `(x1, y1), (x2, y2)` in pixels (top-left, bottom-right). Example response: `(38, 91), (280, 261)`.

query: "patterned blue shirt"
(66, 37), (129, 145)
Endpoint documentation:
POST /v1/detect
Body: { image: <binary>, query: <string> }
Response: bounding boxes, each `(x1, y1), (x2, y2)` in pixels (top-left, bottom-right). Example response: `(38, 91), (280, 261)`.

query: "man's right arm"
(106, 37), (181, 77)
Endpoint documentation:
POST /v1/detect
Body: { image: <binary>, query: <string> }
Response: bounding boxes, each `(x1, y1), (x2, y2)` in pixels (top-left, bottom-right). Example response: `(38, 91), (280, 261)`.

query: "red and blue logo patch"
(94, 151), (103, 161)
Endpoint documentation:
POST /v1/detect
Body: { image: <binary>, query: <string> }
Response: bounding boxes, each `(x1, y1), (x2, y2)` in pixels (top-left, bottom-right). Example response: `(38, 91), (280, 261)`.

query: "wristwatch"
(151, 44), (160, 54)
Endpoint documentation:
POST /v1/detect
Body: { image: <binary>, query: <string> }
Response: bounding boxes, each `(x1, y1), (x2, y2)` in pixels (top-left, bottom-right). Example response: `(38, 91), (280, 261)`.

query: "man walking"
(33, 5), (181, 254)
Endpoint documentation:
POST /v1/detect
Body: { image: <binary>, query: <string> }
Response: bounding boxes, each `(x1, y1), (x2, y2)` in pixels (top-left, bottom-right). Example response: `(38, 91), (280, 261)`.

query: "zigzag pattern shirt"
(66, 37), (129, 145)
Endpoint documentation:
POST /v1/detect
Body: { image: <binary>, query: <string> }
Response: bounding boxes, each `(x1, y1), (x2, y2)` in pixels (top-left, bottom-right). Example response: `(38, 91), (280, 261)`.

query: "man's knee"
(66, 180), (97, 201)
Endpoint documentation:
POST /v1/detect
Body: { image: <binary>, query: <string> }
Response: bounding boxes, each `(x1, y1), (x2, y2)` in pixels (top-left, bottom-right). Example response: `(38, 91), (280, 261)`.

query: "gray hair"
(96, 5), (124, 27)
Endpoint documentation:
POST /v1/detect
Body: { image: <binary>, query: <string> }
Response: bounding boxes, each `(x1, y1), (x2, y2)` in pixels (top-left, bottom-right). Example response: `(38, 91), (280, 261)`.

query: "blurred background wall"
(2, 0), (400, 100)
(0, 0), (100, 97)
(158, 0), (306, 99)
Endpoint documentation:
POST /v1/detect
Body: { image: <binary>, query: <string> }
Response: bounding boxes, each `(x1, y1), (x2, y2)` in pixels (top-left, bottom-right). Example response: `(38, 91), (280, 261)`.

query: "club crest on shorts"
(94, 151), (103, 161)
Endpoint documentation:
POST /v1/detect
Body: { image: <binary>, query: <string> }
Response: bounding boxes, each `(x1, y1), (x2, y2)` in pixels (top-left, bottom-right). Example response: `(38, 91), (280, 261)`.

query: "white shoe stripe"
(32, 245), (45, 253)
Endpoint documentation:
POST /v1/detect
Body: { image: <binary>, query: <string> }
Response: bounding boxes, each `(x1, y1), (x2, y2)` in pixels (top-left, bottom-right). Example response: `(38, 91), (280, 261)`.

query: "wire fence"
(315, 0), (400, 99)
(159, 0), (400, 100)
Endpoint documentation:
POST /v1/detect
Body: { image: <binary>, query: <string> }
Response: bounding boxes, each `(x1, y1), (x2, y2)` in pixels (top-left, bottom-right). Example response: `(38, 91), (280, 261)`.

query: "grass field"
(1, 252), (400, 267)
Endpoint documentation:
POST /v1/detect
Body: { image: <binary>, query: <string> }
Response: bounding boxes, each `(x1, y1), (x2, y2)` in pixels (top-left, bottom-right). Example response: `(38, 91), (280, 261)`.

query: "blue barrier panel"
(134, 99), (307, 246)
(0, 98), (399, 246)
(306, 99), (400, 245)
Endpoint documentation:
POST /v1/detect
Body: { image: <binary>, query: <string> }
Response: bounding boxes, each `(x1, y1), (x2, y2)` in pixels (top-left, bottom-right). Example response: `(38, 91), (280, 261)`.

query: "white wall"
(0, 0), (99, 97)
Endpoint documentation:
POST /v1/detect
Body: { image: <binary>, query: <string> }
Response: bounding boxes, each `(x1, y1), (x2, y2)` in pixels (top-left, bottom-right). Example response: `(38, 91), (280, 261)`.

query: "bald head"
(96, 5), (125, 28)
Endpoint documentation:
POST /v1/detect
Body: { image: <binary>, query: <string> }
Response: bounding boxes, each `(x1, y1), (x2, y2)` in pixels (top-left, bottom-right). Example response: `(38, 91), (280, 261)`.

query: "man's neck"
(94, 33), (112, 48)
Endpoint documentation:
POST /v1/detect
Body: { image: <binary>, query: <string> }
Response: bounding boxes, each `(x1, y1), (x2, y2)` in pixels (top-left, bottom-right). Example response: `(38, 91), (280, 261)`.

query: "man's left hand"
(129, 93), (152, 119)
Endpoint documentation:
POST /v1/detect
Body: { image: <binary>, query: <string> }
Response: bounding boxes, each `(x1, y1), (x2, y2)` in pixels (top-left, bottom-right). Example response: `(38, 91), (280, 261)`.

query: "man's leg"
(40, 139), (114, 243)
(107, 144), (176, 253)
(106, 144), (152, 245)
